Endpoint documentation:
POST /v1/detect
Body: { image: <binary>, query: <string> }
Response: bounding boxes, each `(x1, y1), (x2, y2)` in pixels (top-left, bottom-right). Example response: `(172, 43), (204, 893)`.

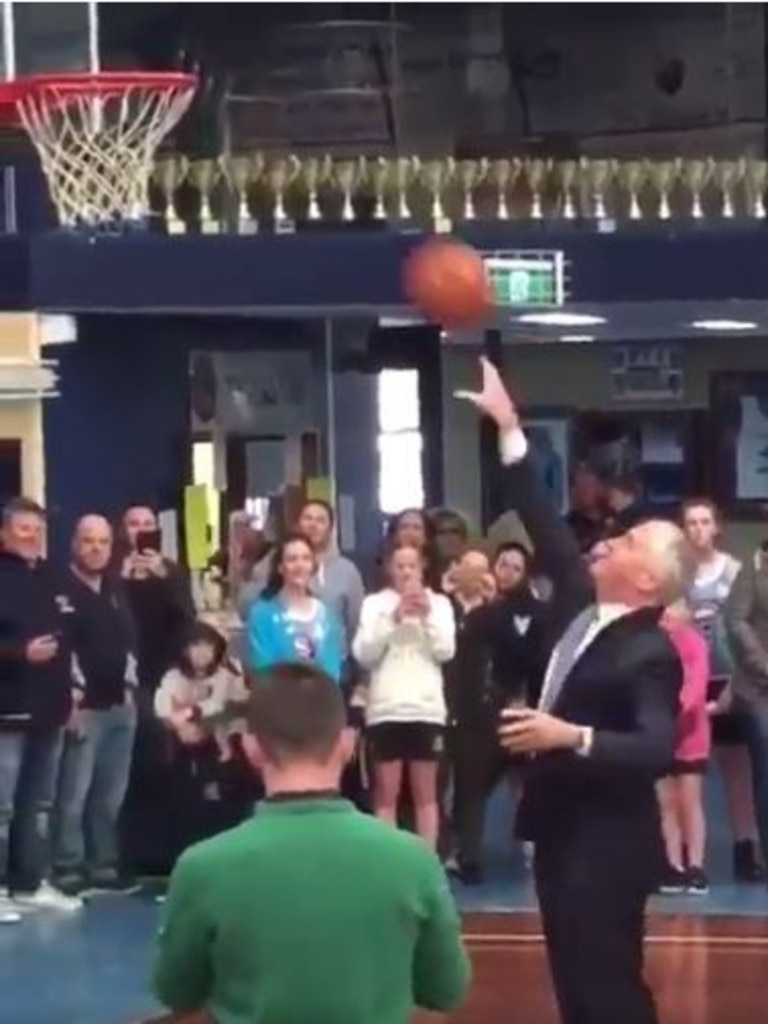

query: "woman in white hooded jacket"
(353, 541), (456, 848)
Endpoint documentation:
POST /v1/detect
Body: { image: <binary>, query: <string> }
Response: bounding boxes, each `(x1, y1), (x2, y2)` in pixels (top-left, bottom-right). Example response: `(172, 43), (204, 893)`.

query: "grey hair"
(1, 496), (46, 526)
(646, 522), (694, 605)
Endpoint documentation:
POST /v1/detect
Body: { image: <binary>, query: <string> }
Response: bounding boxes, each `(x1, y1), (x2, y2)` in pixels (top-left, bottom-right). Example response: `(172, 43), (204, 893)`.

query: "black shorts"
(712, 711), (748, 746)
(667, 759), (708, 777)
(367, 722), (445, 763)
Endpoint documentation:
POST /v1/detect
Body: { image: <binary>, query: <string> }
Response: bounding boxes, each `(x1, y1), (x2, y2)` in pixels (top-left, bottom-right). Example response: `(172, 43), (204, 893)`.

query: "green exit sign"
(484, 251), (566, 307)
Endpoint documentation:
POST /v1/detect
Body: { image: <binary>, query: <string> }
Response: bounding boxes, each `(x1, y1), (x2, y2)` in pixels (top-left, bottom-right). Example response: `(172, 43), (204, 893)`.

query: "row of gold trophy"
(150, 155), (768, 234)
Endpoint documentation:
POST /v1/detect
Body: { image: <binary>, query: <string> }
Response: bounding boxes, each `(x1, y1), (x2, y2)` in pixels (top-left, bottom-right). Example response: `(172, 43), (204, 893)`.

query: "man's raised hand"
(453, 356), (519, 431)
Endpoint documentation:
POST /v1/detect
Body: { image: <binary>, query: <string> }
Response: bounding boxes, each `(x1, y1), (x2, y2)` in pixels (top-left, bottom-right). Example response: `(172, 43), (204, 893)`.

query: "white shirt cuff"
(499, 428), (529, 466)
(575, 726), (594, 757)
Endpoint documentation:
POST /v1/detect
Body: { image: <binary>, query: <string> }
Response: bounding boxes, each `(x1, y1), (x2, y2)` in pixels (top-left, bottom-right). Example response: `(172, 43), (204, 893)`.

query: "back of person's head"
(244, 662), (347, 772)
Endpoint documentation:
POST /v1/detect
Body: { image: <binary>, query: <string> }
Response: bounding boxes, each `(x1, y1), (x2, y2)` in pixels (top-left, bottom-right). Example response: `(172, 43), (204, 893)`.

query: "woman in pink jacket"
(656, 601), (712, 896)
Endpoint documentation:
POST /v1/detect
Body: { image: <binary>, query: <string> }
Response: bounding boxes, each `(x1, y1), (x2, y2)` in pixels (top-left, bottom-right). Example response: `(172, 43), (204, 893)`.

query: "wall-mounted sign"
(610, 343), (684, 402)
(483, 251), (566, 308)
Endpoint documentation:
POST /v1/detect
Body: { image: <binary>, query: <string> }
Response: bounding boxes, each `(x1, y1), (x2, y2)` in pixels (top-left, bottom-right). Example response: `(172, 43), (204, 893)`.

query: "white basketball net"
(15, 79), (195, 228)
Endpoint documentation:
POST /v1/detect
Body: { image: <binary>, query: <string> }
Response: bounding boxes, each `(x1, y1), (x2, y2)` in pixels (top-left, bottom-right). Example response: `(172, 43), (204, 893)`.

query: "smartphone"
(136, 529), (162, 554)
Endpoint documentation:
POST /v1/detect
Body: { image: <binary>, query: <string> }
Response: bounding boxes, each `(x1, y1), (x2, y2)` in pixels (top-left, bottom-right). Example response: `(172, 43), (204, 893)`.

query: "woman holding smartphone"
(353, 541), (455, 848)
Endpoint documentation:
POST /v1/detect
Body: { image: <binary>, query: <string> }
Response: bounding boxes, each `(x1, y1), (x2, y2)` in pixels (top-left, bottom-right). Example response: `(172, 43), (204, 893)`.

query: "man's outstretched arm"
(456, 357), (592, 621)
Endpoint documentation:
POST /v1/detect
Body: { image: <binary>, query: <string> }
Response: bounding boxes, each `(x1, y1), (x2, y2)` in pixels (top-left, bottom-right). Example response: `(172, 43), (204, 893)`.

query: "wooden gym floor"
(449, 912), (768, 1024)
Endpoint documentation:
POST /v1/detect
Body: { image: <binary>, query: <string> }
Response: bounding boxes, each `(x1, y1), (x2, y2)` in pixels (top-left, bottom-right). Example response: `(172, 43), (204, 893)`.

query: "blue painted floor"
(0, 896), (162, 1024)
(2, 772), (766, 1024)
(455, 773), (768, 917)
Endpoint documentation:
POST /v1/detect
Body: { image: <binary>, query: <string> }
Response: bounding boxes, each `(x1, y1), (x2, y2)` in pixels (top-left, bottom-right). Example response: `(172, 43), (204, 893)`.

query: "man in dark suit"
(457, 359), (684, 1024)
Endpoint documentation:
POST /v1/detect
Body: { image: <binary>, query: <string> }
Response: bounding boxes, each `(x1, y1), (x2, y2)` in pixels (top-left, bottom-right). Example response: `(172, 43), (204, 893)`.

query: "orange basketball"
(403, 238), (492, 328)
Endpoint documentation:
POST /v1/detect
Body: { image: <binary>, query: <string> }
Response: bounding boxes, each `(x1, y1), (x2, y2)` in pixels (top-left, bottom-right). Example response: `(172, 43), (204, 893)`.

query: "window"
(191, 440), (221, 552)
(376, 369), (424, 513)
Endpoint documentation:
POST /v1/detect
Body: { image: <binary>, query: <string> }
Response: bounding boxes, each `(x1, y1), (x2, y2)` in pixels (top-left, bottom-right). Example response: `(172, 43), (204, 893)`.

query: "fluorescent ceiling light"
(378, 315), (423, 327)
(691, 319), (758, 331)
(517, 312), (606, 326)
(559, 334), (595, 343)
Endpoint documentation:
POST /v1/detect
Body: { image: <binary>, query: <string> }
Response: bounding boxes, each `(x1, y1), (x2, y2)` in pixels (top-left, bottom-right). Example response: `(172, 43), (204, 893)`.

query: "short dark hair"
(299, 499), (335, 528)
(2, 496), (46, 526)
(681, 497), (720, 525)
(247, 663), (345, 766)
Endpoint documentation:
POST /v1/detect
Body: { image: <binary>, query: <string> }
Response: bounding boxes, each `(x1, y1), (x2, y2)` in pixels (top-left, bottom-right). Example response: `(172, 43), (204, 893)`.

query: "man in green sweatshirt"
(152, 662), (470, 1024)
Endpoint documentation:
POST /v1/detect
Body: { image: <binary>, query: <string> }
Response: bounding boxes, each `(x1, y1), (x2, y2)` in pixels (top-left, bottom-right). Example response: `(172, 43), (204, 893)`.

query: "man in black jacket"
(53, 515), (139, 897)
(0, 498), (81, 924)
(457, 360), (683, 1024)
(119, 504), (194, 696)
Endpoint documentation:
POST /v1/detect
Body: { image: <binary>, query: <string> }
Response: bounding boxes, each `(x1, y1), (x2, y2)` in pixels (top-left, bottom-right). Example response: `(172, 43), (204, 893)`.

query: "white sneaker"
(13, 880), (83, 912)
(0, 891), (21, 924)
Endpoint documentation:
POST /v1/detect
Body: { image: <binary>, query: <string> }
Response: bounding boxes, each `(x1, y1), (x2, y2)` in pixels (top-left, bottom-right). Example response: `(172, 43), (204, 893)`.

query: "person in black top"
(605, 473), (649, 537)
(441, 547), (493, 864)
(118, 505), (195, 696)
(565, 463), (607, 555)
(118, 504), (194, 876)
(0, 497), (80, 922)
(431, 508), (470, 581)
(52, 515), (139, 897)
(449, 543), (546, 883)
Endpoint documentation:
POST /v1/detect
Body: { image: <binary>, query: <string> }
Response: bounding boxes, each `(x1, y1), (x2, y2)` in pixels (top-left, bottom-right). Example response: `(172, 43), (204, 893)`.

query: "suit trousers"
(534, 834), (658, 1024)
(452, 720), (510, 867)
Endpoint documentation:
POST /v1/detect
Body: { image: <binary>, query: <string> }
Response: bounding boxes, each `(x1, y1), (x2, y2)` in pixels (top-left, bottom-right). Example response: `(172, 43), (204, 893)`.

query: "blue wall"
(5, 227), (768, 313)
(43, 314), (327, 555)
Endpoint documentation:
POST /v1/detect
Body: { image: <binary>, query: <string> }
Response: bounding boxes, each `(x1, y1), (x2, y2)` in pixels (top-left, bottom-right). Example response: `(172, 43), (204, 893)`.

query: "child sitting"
(154, 621), (248, 762)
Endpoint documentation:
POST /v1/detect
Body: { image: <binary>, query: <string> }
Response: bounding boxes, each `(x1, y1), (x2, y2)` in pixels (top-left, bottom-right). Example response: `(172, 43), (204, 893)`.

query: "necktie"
(539, 606), (598, 711)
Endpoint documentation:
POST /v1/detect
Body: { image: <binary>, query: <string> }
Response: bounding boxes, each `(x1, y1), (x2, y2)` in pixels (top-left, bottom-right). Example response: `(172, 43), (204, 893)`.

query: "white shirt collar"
(594, 603), (631, 628)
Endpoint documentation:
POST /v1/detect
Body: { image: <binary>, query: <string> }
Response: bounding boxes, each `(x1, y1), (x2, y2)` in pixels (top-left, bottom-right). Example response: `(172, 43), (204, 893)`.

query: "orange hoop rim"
(0, 71), (197, 126)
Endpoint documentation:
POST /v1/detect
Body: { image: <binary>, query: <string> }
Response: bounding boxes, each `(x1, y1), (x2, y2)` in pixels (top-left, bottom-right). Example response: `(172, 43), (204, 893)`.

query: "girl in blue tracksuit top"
(247, 532), (344, 683)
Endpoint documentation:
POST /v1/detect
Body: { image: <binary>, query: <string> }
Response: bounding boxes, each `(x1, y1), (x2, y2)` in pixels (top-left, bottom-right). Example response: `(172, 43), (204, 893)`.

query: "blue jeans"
(0, 728), (64, 892)
(738, 695), (768, 866)
(52, 703), (137, 876)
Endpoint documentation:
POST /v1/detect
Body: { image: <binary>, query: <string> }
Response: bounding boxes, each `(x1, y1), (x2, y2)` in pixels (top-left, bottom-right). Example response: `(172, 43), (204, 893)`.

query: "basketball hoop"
(0, 71), (197, 229)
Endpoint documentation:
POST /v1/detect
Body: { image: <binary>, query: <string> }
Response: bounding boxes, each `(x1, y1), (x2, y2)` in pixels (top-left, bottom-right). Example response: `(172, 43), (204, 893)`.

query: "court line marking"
(463, 933), (768, 948)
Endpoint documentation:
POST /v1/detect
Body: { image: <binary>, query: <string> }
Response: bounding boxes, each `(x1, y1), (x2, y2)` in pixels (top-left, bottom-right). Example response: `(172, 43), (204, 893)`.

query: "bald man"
(51, 515), (140, 897)
(458, 360), (683, 1024)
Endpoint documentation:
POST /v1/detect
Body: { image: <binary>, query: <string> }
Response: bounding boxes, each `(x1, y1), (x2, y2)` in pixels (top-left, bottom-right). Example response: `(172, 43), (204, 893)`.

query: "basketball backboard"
(1, 1), (99, 80)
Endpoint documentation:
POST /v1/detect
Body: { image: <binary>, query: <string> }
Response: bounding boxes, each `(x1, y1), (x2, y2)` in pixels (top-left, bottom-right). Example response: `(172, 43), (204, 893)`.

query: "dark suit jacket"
(506, 454), (682, 872)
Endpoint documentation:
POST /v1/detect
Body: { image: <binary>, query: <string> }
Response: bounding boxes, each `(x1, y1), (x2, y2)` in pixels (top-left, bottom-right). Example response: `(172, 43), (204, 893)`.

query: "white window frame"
(375, 369), (424, 514)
